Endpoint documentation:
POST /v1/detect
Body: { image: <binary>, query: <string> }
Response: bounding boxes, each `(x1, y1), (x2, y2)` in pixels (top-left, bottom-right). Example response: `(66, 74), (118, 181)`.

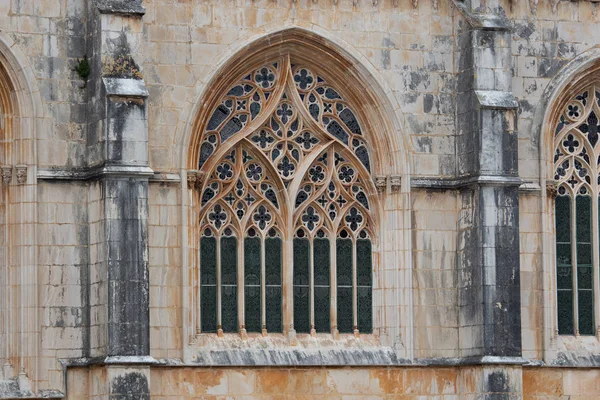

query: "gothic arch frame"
(0, 30), (43, 392)
(178, 27), (414, 361)
(536, 47), (600, 362)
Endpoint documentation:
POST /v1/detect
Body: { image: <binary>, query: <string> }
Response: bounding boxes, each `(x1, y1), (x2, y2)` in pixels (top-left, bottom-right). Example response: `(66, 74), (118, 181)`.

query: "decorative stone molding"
(1, 165), (11, 185)
(15, 165), (27, 185)
(187, 170), (204, 190)
(375, 176), (387, 193)
(390, 175), (401, 193)
(546, 182), (558, 199)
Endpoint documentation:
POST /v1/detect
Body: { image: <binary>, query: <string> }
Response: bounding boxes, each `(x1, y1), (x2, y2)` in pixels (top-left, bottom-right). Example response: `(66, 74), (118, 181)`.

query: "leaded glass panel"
(337, 238), (353, 333)
(265, 237), (282, 333)
(244, 237), (261, 332)
(221, 236), (238, 333)
(294, 237), (310, 333)
(200, 235), (217, 333)
(314, 237), (330, 332)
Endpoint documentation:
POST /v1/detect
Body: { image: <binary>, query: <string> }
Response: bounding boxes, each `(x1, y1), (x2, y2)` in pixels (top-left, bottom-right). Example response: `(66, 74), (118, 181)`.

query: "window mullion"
(261, 236), (266, 334)
(572, 197), (579, 335)
(216, 235), (222, 334)
(352, 237), (358, 334)
(309, 237), (315, 335)
(238, 234), (245, 334)
(330, 234), (337, 336)
(594, 194), (600, 337)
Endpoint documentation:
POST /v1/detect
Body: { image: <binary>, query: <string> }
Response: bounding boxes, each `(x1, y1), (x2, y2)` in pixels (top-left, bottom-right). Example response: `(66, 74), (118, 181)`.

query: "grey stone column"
(89, 1), (153, 398)
(455, 2), (523, 398)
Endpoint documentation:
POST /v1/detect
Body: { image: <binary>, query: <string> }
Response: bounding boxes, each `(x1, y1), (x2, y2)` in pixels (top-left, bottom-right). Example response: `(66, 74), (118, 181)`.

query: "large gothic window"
(196, 56), (376, 336)
(553, 86), (600, 336)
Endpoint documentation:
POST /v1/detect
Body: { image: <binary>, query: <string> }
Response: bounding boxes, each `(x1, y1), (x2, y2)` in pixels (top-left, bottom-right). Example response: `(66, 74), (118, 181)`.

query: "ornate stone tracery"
(194, 55), (378, 335)
(553, 85), (600, 337)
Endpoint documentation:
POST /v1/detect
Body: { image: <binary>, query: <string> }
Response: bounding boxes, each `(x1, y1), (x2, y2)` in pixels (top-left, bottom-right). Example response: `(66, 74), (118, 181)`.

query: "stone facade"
(0, 0), (599, 398)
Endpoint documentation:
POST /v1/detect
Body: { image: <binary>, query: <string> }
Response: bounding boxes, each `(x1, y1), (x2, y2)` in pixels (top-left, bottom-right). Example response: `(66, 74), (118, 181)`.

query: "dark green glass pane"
(577, 243), (592, 265)
(201, 286), (217, 333)
(265, 238), (282, 333)
(221, 237), (237, 333)
(244, 237), (261, 332)
(557, 290), (574, 335)
(557, 266), (572, 290)
(556, 244), (572, 266)
(337, 238), (353, 333)
(337, 287), (353, 333)
(265, 238), (282, 286)
(314, 286), (330, 333)
(293, 238), (310, 333)
(200, 237), (217, 332)
(314, 238), (330, 286)
(357, 239), (372, 287)
(555, 196), (571, 243)
(578, 289), (594, 335)
(314, 238), (330, 332)
(266, 286), (282, 333)
(221, 237), (237, 285)
(576, 196), (591, 242)
(337, 238), (353, 287)
(578, 266), (593, 290)
(358, 286), (372, 333)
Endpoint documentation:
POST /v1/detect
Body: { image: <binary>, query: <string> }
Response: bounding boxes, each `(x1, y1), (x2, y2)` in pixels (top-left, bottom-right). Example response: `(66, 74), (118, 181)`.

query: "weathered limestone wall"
(0, 0), (600, 397)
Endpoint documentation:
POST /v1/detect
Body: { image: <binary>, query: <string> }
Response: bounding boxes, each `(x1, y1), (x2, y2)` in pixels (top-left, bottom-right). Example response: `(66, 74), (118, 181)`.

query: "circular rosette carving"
(300, 205), (324, 233)
(207, 202), (230, 231)
(565, 100), (584, 123)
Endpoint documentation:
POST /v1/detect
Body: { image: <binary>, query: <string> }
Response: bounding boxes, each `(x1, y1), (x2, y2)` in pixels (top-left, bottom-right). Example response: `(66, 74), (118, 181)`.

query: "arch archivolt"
(0, 30), (41, 390)
(181, 29), (413, 358)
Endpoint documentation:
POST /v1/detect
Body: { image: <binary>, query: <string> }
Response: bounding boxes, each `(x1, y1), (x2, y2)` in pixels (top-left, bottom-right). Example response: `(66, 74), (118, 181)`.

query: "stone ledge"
(103, 77), (148, 98)
(452, 1), (511, 31)
(38, 165), (154, 180)
(411, 175), (523, 189)
(474, 90), (519, 110)
(97, 0), (145, 16)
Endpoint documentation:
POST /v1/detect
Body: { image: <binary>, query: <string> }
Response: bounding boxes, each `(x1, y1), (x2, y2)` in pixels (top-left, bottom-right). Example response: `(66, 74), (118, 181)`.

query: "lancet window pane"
(293, 237), (310, 333)
(200, 235), (217, 333)
(337, 237), (353, 333)
(576, 196), (594, 335)
(244, 237), (261, 332)
(357, 238), (373, 333)
(556, 196), (573, 334)
(265, 236), (282, 332)
(313, 237), (330, 333)
(221, 236), (238, 333)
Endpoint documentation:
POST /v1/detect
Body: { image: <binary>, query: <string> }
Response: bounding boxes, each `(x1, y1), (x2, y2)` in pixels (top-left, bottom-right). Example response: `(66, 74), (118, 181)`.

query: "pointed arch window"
(553, 86), (600, 336)
(196, 57), (376, 335)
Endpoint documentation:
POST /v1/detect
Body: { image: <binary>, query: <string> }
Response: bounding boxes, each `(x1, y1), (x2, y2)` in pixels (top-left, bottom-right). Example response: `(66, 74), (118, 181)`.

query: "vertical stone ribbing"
(455, 1), (523, 397)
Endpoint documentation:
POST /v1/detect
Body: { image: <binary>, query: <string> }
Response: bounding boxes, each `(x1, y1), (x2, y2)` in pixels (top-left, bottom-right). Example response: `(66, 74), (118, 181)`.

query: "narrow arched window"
(196, 56), (376, 335)
(553, 86), (599, 335)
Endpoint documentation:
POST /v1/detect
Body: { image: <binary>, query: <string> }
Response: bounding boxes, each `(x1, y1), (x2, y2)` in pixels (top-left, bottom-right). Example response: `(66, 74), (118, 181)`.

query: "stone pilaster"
(455, 1), (523, 397)
(86, 0), (154, 397)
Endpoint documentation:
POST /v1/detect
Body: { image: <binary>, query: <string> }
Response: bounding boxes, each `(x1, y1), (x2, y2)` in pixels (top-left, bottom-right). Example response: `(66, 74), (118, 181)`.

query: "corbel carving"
(353, 0), (359, 6)
(375, 176), (387, 194)
(546, 182), (558, 199)
(15, 165), (27, 185)
(390, 175), (401, 193)
(412, 0), (418, 8)
(393, 0), (398, 6)
(433, 0), (438, 10)
(373, 0), (378, 5)
(1, 165), (11, 185)
(187, 170), (204, 190)
(551, 0), (560, 13)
